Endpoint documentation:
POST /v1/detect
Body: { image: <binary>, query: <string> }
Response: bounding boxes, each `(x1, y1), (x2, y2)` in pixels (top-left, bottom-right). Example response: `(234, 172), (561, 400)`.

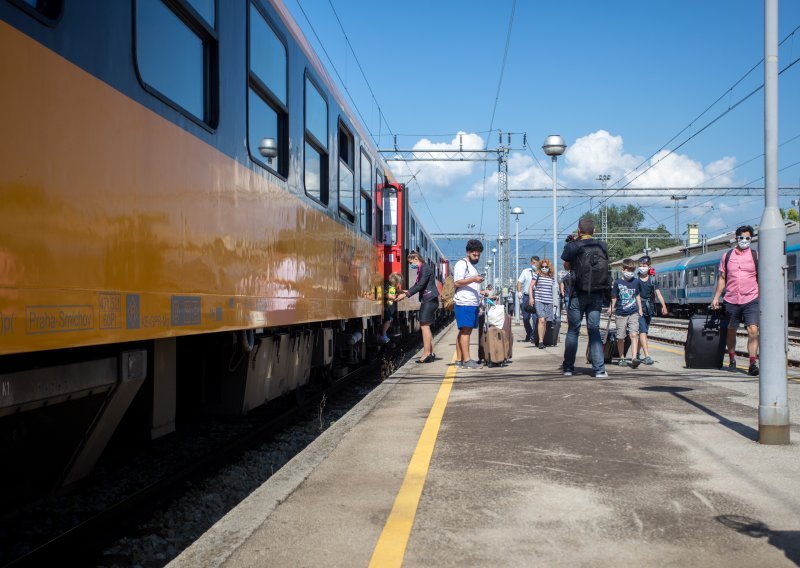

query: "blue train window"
(360, 151), (373, 235)
(338, 121), (355, 220)
(304, 76), (328, 204)
(248, 3), (287, 176)
(135, 0), (217, 126)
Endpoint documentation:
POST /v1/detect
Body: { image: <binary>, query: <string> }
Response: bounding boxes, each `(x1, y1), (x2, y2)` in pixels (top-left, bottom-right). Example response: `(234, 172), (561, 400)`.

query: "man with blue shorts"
(453, 239), (485, 369)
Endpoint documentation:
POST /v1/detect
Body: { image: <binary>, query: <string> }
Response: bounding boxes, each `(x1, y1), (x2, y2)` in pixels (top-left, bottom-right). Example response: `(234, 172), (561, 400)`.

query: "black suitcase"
(603, 328), (631, 363)
(685, 310), (727, 368)
(533, 319), (561, 346)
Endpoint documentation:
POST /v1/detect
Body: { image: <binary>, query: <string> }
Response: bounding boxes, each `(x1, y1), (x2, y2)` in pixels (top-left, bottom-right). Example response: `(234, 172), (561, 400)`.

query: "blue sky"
(284, 0), (800, 251)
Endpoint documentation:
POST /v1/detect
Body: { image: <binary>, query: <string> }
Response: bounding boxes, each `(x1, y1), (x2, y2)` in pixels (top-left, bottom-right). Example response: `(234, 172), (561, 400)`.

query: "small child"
(609, 259), (643, 368)
(380, 272), (403, 343)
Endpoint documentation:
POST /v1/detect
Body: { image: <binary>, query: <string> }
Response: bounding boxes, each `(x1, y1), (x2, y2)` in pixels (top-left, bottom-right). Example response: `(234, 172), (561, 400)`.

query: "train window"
(692, 269), (698, 287)
(248, 5), (287, 176)
(359, 151), (373, 235)
(135, 0), (217, 126)
(249, 6), (286, 104)
(700, 268), (707, 286)
(338, 122), (355, 221)
(305, 77), (327, 147)
(304, 76), (328, 204)
(409, 217), (416, 251)
(186, 0), (214, 27)
(11, 0), (62, 20)
(375, 168), (383, 241)
(788, 254), (797, 280)
(384, 187), (398, 245)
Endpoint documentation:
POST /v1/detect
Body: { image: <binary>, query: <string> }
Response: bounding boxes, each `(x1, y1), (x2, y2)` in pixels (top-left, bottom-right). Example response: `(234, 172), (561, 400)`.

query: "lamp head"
(511, 206), (524, 215)
(542, 135), (566, 157)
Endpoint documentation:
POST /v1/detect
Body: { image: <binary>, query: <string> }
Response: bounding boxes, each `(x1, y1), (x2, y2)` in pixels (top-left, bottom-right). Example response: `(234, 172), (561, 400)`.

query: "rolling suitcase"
(502, 314), (514, 360)
(685, 310), (727, 368)
(533, 319), (561, 346)
(482, 325), (508, 366)
(593, 317), (630, 363)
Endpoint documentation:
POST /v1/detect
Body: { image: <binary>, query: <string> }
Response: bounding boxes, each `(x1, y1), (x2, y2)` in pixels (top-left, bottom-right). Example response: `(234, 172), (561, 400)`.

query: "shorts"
(615, 313), (640, 339)
(454, 304), (480, 329)
(534, 301), (554, 322)
(724, 299), (759, 328)
(639, 314), (652, 333)
(383, 305), (396, 322)
(418, 301), (437, 325)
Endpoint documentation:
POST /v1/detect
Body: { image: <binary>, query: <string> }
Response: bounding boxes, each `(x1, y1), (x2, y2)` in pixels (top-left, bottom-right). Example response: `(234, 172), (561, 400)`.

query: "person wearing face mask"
(452, 239), (486, 369)
(528, 258), (556, 349)
(634, 256), (668, 365)
(396, 251), (439, 363)
(516, 256), (540, 342)
(711, 225), (759, 376)
(609, 259), (643, 368)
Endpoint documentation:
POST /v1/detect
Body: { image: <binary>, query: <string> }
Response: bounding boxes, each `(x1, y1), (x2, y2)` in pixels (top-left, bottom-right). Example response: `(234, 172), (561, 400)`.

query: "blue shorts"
(639, 314), (651, 333)
(454, 304), (480, 329)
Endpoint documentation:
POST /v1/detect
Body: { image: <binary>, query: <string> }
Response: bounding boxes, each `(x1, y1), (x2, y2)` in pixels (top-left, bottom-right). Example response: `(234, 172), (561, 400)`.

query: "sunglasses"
(736, 236), (752, 242)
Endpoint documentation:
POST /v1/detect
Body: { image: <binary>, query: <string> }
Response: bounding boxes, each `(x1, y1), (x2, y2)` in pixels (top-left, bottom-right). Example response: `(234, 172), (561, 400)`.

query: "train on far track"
(0, 0), (450, 510)
(615, 231), (800, 324)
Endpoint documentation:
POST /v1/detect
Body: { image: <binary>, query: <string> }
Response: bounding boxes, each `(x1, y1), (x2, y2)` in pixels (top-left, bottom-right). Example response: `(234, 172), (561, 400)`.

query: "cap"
(638, 255), (651, 265)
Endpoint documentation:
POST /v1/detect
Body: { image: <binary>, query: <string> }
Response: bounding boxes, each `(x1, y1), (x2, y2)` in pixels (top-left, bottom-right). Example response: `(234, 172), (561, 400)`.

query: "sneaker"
(455, 360), (463, 368)
(538, 343), (545, 350)
(748, 361), (759, 376)
(630, 358), (641, 369)
(594, 371), (610, 379)
(563, 370), (573, 376)
(618, 358), (629, 367)
(728, 360), (737, 371)
(378, 335), (390, 344)
(462, 360), (481, 369)
(643, 356), (654, 365)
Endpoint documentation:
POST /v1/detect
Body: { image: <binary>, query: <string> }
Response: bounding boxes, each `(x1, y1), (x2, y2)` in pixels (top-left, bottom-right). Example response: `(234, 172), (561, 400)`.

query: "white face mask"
(622, 271), (635, 279)
(737, 240), (751, 250)
(541, 267), (550, 273)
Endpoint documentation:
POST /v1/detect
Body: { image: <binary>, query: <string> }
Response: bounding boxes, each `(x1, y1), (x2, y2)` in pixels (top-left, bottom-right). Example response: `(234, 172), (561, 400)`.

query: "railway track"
(4, 328), (434, 568)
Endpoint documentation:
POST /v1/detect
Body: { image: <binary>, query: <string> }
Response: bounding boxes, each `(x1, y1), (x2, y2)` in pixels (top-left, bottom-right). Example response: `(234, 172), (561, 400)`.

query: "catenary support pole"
(758, 0), (789, 444)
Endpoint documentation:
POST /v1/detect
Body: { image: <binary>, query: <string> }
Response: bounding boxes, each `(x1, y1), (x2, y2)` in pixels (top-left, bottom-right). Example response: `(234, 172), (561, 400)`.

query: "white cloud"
(562, 130), (738, 190)
(388, 131), (485, 189)
(464, 153), (552, 201)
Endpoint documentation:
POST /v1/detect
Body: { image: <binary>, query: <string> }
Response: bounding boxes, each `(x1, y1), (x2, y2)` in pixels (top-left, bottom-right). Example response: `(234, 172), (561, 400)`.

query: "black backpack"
(571, 239), (609, 294)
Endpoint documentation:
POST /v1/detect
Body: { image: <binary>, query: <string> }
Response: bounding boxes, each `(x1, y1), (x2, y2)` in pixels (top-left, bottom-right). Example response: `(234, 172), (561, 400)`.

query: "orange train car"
(0, 0), (446, 506)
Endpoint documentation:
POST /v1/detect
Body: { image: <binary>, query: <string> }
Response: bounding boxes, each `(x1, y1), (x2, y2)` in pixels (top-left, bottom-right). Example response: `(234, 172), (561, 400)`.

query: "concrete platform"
(169, 322), (800, 567)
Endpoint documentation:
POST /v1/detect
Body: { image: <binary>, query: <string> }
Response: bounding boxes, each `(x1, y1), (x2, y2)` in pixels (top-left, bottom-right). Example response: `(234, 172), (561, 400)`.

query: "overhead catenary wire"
(294, 0), (443, 233)
(478, 0), (517, 234)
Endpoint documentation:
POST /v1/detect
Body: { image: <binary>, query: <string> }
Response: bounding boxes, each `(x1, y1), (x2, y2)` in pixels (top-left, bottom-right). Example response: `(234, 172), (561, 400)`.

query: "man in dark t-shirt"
(560, 218), (610, 378)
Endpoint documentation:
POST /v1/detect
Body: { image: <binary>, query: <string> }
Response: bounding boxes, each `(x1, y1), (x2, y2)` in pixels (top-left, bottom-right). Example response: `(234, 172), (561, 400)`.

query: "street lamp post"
(487, 258), (494, 289)
(511, 206), (524, 322)
(543, 135), (567, 314)
(491, 247), (497, 288)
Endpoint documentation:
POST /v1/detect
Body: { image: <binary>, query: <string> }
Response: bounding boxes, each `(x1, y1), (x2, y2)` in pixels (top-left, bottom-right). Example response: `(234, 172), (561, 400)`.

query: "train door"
(382, 182), (404, 283)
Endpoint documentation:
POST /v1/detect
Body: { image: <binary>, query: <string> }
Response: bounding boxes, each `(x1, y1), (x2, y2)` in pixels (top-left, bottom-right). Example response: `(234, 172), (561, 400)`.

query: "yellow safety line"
(369, 354), (458, 568)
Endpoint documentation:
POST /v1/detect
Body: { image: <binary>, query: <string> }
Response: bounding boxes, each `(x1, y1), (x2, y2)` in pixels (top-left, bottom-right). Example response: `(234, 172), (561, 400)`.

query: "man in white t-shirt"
(516, 256), (539, 342)
(453, 239), (486, 369)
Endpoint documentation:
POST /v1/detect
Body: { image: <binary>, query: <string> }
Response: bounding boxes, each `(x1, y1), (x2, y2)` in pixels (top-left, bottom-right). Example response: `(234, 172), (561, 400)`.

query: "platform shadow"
(640, 386), (758, 441)
(716, 515), (800, 566)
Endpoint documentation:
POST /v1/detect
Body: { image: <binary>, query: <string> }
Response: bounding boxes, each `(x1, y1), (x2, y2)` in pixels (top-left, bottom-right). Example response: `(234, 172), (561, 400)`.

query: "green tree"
(581, 205), (681, 261)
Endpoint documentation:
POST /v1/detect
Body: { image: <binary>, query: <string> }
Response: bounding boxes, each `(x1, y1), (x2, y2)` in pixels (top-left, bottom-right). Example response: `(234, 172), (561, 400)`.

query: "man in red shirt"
(711, 225), (759, 375)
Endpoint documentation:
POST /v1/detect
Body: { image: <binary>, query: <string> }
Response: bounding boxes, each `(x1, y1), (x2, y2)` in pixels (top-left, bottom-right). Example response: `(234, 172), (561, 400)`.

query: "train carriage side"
(651, 258), (690, 316)
(683, 250), (727, 312)
(0, 0), (400, 502)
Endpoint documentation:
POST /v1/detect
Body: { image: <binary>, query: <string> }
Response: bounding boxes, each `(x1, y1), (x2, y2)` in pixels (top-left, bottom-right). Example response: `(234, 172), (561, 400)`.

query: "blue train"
(649, 232), (800, 323)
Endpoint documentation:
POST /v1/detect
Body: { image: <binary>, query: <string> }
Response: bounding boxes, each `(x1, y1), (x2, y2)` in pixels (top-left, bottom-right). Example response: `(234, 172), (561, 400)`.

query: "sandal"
(416, 354), (435, 364)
